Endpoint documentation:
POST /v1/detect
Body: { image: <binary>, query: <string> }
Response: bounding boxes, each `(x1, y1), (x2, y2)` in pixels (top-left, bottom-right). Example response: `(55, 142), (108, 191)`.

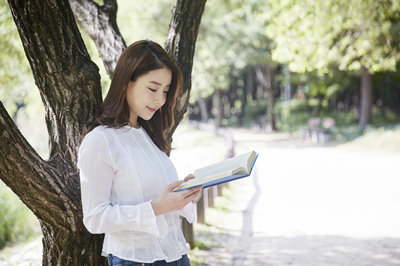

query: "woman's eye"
(148, 88), (156, 92)
(163, 91), (168, 94)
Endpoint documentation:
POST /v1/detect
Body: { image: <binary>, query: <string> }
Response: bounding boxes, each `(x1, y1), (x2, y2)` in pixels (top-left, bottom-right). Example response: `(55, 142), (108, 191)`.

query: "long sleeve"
(179, 202), (196, 224)
(78, 129), (167, 237)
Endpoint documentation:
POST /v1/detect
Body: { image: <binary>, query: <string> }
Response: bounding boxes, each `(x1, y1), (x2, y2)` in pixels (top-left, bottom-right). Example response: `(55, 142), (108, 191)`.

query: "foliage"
(274, 96), (400, 146)
(275, 99), (311, 132)
(337, 124), (400, 152)
(290, 69), (359, 106)
(0, 1), (36, 116)
(187, 247), (208, 266)
(117, 0), (174, 45)
(193, 240), (212, 250)
(191, 0), (271, 103)
(0, 1), (49, 158)
(0, 181), (39, 249)
(242, 99), (268, 127)
(266, 0), (400, 74)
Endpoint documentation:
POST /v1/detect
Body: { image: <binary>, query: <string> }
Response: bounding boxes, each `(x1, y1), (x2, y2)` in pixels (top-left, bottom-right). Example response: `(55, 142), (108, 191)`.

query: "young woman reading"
(78, 40), (202, 265)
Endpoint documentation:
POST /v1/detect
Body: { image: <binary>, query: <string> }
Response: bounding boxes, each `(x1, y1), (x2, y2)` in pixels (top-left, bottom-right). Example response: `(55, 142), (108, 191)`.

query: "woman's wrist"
(151, 201), (162, 216)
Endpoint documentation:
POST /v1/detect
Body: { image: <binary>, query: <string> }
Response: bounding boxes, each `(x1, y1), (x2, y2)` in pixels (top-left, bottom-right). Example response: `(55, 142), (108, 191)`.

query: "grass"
(188, 247), (208, 266)
(271, 101), (400, 151)
(0, 181), (40, 251)
(336, 125), (400, 152)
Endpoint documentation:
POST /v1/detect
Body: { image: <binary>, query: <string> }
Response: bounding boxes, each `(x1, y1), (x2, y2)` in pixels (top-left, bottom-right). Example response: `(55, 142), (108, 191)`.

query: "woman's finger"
(182, 186), (202, 198)
(184, 189), (202, 203)
(183, 174), (195, 182)
(167, 180), (184, 191)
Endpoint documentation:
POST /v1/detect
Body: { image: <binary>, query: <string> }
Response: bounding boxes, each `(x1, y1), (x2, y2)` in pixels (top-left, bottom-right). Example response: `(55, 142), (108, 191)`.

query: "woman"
(78, 40), (202, 265)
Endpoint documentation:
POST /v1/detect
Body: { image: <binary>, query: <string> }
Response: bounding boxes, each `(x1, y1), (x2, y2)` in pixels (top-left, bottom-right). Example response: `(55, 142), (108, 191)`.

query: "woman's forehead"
(140, 68), (172, 86)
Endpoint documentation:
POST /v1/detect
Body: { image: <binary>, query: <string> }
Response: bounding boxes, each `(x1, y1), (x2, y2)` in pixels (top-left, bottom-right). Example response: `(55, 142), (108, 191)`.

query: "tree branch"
(0, 101), (79, 231)
(165, 0), (207, 137)
(69, 0), (126, 77)
(8, 0), (102, 165)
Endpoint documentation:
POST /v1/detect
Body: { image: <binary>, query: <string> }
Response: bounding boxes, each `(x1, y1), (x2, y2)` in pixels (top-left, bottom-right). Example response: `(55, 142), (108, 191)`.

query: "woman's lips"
(146, 106), (157, 112)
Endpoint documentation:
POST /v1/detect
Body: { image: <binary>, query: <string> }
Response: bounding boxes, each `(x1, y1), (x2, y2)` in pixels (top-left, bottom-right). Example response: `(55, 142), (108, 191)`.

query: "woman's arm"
(78, 130), (167, 237)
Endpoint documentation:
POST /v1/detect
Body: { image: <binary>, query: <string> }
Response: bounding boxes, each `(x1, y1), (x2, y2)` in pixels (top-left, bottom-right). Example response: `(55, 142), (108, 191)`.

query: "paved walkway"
(190, 128), (400, 265)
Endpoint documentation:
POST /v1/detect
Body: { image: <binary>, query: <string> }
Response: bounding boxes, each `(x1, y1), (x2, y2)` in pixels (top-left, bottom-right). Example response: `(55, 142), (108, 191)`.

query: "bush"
(275, 99), (311, 132)
(0, 181), (39, 249)
(241, 99), (268, 128)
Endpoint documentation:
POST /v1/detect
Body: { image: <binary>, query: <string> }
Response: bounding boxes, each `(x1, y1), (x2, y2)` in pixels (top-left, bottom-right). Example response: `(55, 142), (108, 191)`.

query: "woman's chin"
(140, 115), (154, 121)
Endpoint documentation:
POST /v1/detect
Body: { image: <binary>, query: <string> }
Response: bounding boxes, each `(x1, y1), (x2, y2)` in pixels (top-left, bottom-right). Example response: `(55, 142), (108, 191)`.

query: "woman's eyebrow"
(149, 81), (171, 87)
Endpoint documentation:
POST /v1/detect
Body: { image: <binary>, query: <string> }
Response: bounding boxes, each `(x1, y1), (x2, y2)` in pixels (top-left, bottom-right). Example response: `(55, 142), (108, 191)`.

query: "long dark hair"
(81, 40), (183, 154)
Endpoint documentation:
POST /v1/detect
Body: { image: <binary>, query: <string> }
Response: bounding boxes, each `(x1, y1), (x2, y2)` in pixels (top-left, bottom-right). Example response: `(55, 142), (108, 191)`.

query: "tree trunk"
(165, 0), (207, 139)
(69, 0), (126, 78)
(40, 220), (105, 265)
(4, 0), (105, 263)
(2, 0), (206, 264)
(213, 89), (223, 127)
(70, 0), (206, 137)
(283, 64), (291, 102)
(198, 97), (209, 122)
(359, 67), (373, 129)
(265, 64), (276, 131)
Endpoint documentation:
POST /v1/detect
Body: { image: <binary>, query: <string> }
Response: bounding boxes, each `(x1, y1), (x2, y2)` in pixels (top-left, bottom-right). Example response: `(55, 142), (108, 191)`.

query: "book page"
(182, 151), (255, 187)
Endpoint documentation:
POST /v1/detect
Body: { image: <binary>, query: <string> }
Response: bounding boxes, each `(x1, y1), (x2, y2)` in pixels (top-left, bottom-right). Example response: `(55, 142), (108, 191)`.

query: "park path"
(1, 126), (400, 265)
(191, 128), (400, 266)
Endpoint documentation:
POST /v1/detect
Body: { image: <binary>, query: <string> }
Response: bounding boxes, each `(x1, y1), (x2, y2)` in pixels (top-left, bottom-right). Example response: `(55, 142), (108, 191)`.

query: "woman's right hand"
(151, 180), (202, 216)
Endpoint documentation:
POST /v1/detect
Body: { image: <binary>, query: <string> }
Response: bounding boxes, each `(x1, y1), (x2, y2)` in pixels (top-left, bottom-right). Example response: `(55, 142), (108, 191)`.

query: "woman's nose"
(155, 91), (165, 105)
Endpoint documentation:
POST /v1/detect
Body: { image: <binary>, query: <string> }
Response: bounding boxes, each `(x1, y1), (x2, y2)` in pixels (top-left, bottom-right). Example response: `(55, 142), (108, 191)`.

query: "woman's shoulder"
(78, 126), (117, 166)
(82, 125), (114, 143)
(91, 125), (113, 134)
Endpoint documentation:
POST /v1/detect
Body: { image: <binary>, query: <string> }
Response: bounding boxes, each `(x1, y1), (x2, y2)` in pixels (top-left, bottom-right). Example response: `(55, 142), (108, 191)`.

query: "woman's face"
(126, 68), (172, 125)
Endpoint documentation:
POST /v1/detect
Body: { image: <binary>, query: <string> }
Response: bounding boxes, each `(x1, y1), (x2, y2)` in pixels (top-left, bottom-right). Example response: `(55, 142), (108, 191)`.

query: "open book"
(173, 150), (258, 192)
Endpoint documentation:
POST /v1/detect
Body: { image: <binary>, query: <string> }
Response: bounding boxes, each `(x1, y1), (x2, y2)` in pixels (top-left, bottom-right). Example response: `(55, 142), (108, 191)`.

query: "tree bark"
(165, 0), (207, 138)
(359, 67), (373, 129)
(69, 0), (126, 78)
(7, 0), (102, 164)
(4, 0), (105, 264)
(2, 0), (206, 263)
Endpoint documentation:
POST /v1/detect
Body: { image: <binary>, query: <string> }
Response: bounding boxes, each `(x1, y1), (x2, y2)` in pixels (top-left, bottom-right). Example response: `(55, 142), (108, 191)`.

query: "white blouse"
(77, 125), (195, 263)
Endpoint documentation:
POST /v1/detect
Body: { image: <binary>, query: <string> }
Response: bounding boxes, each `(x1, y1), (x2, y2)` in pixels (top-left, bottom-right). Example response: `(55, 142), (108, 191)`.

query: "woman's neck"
(128, 121), (140, 129)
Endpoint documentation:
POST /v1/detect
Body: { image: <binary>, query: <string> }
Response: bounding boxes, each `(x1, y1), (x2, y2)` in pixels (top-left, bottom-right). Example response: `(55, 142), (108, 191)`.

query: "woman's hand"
(183, 174), (195, 182)
(151, 176), (202, 216)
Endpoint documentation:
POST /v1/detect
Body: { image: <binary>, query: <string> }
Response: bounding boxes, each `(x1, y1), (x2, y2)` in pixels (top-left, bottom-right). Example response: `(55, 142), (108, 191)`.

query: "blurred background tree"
(266, 0), (400, 129)
(2, 0), (399, 155)
(188, 0), (400, 133)
(190, 0), (277, 129)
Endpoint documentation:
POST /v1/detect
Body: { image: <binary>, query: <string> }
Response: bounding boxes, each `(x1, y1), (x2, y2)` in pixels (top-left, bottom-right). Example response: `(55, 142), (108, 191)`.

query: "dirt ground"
(1, 126), (400, 266)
